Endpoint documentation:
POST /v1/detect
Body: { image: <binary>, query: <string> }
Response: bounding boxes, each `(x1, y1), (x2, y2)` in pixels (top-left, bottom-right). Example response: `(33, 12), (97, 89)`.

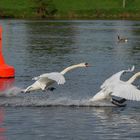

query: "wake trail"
(0, 95), (115, 107)
(0, 87), (115, 107)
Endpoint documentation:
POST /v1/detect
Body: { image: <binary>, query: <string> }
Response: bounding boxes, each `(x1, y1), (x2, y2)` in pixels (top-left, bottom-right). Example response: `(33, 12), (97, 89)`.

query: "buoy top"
(0, 26), (15, 78)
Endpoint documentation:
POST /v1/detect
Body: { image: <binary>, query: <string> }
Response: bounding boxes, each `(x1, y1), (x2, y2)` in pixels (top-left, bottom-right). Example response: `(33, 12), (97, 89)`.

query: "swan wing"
(33, 72), (65, 85)
(32, 73), (51, 81)
(101, 71), (125, 89)
(101, 66), (135, 89)
(112, 83), (140, 101)
(46, 72), (66, 84)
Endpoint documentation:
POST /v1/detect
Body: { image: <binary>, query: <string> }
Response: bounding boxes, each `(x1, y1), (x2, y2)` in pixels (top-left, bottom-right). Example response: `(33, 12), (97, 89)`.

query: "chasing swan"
(89, 66), (140, 106)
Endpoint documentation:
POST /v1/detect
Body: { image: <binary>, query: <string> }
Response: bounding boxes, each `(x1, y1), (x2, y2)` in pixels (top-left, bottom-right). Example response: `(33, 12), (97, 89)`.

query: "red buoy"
(0, 26), (15, 78)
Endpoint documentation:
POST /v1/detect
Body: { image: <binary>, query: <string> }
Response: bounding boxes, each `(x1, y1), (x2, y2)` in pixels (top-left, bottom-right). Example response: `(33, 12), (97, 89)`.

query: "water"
(0, 20), (140, 139)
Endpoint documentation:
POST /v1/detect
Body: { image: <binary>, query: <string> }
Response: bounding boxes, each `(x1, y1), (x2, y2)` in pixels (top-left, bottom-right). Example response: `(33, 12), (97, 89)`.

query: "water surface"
(0, 20), (140, 139)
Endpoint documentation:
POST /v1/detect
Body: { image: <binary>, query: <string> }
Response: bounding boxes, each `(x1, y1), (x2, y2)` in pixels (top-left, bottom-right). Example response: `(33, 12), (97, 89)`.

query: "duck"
(118, 35), (128, 43)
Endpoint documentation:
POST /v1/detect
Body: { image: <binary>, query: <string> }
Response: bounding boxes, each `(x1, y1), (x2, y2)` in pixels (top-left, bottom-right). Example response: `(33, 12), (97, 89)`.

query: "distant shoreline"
(1, 13), (140, 20)
(0, 15), (140, 20)
(0, 0), (140, 20)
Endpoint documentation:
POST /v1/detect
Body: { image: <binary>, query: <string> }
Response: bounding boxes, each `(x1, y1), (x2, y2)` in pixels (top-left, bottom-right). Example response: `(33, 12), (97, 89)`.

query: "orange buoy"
(0, 26), (15, 78)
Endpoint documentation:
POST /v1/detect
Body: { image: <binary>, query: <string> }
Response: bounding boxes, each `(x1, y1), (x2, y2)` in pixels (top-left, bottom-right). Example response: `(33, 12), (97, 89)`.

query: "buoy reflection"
(0, 78), (15, 92)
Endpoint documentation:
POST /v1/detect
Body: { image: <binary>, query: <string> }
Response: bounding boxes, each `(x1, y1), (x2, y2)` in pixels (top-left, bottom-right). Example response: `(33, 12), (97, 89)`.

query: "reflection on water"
(0, 108), (6, 140)
(0, 79), (15, 92)
(91, 107), (140, 139)
(0, 20), (140, 139)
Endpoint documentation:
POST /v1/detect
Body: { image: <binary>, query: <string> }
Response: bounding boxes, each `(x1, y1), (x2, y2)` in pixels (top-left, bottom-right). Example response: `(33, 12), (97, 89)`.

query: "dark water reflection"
(0, 20), (140, 139)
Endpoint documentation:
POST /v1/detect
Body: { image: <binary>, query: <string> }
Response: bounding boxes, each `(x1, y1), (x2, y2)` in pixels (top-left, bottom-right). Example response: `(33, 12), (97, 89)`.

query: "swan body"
(24, 63), (89, 93)
(24, 72), (65, 93)
(89, 66), (140, 104)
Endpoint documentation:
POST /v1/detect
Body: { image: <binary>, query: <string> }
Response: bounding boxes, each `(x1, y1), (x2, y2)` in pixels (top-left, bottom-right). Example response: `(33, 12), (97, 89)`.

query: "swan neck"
(60, 64), (82, 75)
(127, 72), (140, 84)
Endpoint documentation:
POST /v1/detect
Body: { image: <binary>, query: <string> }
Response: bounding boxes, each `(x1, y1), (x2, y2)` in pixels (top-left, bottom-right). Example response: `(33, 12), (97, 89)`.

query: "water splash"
(0, 87), (115, 107)
(0, 95), (115, 107)
(0, 87), (23, 97)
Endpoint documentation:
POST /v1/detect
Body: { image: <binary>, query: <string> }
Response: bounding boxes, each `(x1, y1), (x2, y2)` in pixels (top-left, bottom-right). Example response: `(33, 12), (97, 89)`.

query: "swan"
(118, 35), (128, 43)
(89, 66), (140, 106)
(23, 62), (89, 93)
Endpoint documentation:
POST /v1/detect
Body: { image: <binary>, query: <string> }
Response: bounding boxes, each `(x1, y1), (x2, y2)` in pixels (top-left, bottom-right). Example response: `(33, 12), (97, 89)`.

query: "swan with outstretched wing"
(89, 66), (140, 106)
(23, 63), (89, 93)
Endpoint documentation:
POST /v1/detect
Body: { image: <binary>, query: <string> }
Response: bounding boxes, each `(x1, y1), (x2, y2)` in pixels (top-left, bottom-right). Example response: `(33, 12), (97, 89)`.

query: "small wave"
(0, 96), (115, 107)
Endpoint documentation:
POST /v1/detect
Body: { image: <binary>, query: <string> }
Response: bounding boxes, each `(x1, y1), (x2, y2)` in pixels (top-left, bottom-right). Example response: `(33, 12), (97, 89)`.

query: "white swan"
(89, 66), (140, 106)
(23, 63), (89, 93)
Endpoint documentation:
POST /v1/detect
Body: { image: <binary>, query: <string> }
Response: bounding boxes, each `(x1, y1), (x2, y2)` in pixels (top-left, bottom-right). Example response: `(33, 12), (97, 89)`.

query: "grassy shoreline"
(0, 0), (140, 20)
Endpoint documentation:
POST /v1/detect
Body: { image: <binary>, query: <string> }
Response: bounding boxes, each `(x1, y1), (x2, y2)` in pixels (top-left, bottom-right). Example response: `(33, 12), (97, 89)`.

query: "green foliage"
(0, 0), (57, 18)
(0, 0), (140, 18)
(0, 0), (35, 18)
(33, 0), (57, 18)
(52, 0), (140, 18)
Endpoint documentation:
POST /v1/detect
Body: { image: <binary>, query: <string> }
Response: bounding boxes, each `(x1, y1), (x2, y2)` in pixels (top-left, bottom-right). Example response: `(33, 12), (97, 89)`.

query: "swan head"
(78, 62), (89, 67)
(85, 62), (89, 67)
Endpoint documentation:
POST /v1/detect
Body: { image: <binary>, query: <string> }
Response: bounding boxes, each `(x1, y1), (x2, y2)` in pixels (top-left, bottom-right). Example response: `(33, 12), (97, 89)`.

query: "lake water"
(0, 20), (140, 139)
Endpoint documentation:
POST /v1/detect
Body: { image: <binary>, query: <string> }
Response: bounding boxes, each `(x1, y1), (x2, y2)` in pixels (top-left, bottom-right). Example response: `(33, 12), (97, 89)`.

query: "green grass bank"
(0, 0), (140, 19)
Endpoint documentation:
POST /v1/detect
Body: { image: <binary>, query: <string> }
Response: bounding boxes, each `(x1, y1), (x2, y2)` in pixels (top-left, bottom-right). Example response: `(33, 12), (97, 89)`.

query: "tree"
(34, 0), (57, 18)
